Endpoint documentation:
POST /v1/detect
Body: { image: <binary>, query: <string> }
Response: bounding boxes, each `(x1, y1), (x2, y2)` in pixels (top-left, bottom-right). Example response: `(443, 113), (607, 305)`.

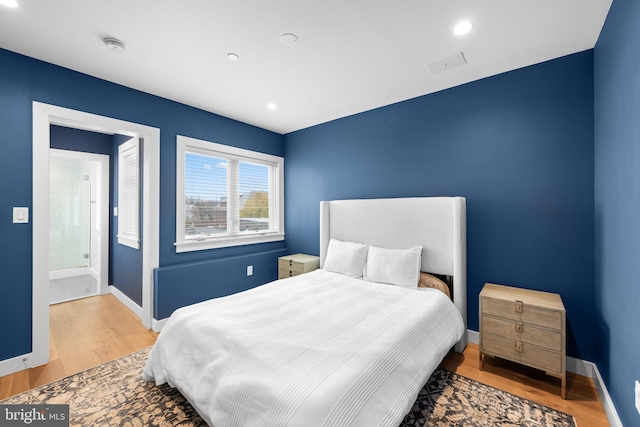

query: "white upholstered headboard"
(320, 197), (467, 353)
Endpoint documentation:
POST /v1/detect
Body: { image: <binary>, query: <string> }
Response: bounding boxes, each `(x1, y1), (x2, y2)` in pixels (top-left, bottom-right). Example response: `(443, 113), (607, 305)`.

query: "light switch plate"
(247, 265), (253, 276)
(13, 207), (29, 223)
(635, 380), (640, 415)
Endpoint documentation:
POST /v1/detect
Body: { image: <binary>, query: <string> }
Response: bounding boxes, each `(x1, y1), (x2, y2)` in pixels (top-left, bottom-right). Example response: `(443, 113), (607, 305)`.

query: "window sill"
(174, 233), (284, 253)
(117, 235), (140, 250)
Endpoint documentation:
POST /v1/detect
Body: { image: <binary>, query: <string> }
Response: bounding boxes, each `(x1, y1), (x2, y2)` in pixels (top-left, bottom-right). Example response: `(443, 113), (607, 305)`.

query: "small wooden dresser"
(479, 283), (566, 398)
(278, 253), (320, 279)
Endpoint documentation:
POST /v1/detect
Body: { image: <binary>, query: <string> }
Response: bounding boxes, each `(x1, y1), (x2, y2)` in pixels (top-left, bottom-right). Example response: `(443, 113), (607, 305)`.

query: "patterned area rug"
(1, 347), (576, 427)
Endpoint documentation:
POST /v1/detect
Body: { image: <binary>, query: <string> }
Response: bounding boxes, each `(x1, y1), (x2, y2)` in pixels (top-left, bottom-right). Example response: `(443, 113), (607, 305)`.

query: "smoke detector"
(103, 37), (127, 54)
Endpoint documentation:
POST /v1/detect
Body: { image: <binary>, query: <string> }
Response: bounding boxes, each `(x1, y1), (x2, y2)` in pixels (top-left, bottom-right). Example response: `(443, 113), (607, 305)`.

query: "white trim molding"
(466, 329), (622, 427)
(174, 135), (285, 253)
(0, 353), (34, 378)
(152, 317), (169, 333)
(30, 102), (160, 376)
(467, 329), (479, 346)
(591, 361), (623, 427)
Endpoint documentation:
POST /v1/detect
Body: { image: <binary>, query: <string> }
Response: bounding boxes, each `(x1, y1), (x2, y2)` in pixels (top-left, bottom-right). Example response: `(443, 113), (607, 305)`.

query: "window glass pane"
(238, 161), (270, 233)
(176, 135), (284, 252)
(184, 152), (228, 238)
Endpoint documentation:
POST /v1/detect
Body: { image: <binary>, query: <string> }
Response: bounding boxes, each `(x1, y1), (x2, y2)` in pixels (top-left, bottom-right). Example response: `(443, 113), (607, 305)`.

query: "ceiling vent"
(426, 52), (467, 75)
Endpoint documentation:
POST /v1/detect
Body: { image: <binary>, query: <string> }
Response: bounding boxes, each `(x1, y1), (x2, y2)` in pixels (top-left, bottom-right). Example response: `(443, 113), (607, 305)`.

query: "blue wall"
(0, 48), (285, 361)
(594, 0), (640, 425)
(50, 125), (113, 155)
(154, 248), (288, 319)
(284, 51), (596, 361)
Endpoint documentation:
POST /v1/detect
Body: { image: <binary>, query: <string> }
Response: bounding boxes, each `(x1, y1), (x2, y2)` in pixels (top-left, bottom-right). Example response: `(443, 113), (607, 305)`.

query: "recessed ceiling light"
(453, 21), (474, 36)
(0, 0), (18, 7)
(103, 37), (127, 54)
(267, 103), (277, 110)
(280, 33), (298, 47)
(227, 53), (239, 61)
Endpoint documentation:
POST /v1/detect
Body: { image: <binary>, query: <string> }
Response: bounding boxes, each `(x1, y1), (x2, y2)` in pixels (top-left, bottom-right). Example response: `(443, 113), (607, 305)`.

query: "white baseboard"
(151, 317), (168, 333)
(591, 361), (623, 427)
(109, 285), (143, 320)
(0, 352), (33, 378)
(467, 329), (479, 345)
(566, 355), (593, 378)
(466, 329), (622, 427)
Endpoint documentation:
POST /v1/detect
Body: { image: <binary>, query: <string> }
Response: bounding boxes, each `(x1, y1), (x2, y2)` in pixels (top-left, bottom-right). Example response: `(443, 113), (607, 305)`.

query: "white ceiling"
(0, 0), (612, 134)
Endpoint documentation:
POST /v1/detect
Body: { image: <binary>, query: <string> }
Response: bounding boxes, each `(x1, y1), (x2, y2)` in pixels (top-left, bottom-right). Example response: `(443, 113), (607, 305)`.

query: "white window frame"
(175, 135), (284, 253)
(117, 137), (140, 249)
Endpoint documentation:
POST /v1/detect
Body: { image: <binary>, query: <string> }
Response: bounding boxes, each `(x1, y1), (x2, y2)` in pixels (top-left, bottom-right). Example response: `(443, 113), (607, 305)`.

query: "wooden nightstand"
(479, 283), (567, 399)
(278, 254), (320, 279)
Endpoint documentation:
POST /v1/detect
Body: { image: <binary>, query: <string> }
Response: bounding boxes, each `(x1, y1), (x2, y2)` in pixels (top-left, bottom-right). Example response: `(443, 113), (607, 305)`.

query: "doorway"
(49, 149), (109, 304)
(29, 102), (160, 371)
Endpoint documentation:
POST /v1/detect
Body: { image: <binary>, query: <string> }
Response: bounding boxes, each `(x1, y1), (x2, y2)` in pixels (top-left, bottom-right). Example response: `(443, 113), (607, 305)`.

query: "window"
(117, 137), (140, 249)
(175, 135), (284, 252)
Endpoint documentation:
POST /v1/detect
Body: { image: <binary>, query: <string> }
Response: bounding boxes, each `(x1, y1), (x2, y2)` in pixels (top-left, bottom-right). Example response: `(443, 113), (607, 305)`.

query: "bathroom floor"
(50, 274), (98, 304)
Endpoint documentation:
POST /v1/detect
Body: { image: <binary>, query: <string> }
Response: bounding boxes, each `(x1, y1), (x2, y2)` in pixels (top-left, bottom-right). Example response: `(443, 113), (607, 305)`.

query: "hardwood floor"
(439, 344), (610, 426)
(1, 295), (609, 426)
(0, 294), (158, 400)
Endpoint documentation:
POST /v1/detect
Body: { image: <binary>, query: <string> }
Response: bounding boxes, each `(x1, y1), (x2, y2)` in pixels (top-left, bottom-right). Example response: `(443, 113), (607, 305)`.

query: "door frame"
(31, 102), (160, 368)
(49, 149), (109, 296)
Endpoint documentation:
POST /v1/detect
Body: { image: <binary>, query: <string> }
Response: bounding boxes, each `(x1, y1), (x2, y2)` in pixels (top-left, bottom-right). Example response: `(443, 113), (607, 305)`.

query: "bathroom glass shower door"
(50, 155), (91, 271)
(49, 152), (97, 303)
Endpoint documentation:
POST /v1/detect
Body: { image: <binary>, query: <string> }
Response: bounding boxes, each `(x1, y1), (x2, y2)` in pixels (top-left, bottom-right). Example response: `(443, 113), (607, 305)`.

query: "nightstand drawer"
(482, 333), (562, 373)
(481, 315), (562, 352)
(278, 254), (319, 273)
(278, 258), (306, 273)
(279, 268), (302, 278)
(278, 254), (320, 279)
(482, 296), (562, 330)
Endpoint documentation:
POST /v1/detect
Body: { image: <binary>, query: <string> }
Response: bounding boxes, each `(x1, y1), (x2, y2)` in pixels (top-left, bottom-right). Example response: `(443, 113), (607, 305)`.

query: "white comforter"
(143, 270), (464, 427)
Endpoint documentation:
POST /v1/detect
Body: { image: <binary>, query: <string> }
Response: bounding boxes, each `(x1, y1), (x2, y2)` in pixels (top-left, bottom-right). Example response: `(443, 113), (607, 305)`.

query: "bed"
(143, 196), (467, 427)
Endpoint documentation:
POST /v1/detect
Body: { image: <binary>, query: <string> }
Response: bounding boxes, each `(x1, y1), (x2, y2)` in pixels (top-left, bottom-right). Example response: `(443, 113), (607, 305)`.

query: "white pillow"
(365, 245), (422, 289)
(323, 239), (369, 278)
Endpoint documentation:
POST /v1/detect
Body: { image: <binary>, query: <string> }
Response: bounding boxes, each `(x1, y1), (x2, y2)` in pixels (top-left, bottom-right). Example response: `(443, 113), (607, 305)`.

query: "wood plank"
(0, 370), (29, 400)
(28, 359), (66, 389)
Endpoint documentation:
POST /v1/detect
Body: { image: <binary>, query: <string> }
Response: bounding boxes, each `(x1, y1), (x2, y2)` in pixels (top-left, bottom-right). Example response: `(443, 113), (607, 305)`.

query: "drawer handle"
(514, 300), (523, 313)
(515, 341), (523, 352)
(289, 270), (293, 276)
(515, 321), (523, 333)
(289, 260), (293, 266)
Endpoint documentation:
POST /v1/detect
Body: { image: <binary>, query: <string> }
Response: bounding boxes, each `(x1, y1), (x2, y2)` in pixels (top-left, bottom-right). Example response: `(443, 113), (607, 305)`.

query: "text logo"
(0, 405), (69, 426)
